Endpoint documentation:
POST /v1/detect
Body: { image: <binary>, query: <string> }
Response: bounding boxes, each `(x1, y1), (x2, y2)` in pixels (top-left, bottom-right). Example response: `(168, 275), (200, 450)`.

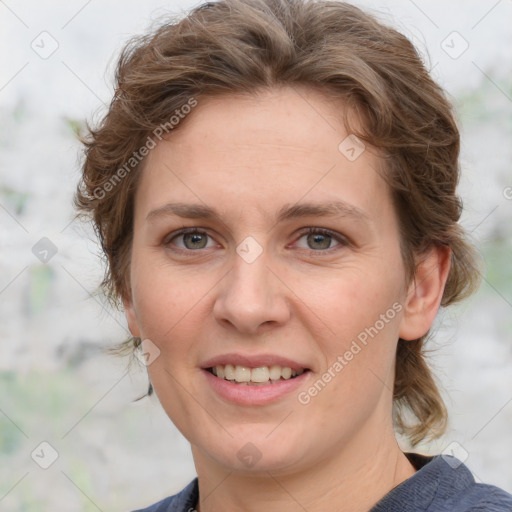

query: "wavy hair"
(74, 0), (481, 445)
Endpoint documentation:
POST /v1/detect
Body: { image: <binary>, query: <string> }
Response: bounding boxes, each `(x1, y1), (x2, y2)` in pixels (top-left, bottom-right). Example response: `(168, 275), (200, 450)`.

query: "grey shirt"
(132, 452), (512, 511)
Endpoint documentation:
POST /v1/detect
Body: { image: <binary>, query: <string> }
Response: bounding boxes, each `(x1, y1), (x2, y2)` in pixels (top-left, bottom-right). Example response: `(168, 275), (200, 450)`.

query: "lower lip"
(202, 369), (310, 406)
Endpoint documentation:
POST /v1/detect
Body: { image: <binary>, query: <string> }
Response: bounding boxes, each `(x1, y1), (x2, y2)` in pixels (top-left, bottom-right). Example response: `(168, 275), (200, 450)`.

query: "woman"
(74, 0), (512, 510)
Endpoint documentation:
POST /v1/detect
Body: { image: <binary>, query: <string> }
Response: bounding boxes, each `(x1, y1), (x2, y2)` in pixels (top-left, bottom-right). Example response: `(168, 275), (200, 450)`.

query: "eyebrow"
(146, 200), (371, 225)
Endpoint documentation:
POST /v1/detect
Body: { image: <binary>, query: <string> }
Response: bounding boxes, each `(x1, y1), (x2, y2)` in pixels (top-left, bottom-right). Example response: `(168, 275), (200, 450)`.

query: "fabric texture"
(131, 452), (512, 511)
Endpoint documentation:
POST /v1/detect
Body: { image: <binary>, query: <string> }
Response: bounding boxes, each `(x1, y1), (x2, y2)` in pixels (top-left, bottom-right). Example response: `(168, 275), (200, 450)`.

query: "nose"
(212, 246), (291, 335)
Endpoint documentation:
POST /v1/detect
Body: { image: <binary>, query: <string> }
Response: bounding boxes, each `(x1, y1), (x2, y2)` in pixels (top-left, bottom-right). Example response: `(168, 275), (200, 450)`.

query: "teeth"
(251, 366), (270, 382)
(235, 365), (251, 382)
(224, 364), (235, 380)
(281, 367), (292, 379)
(210, 364), (306, 384)
(269, 365), (282, 381)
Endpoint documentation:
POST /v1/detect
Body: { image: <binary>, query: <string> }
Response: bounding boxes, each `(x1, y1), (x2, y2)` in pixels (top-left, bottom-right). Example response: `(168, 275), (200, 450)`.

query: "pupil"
(309, 233), (330, 250)
(185, 233), (207, 249)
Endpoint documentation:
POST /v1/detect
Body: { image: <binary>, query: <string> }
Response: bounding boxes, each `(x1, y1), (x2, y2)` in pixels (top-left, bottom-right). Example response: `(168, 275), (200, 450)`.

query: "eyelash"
(163, 226), (349, 256)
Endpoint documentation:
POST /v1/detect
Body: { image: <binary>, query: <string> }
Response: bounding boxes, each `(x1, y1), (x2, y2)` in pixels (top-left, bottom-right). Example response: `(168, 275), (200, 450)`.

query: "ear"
(122, 291), (141, 339)
(399, 245), (451, 341)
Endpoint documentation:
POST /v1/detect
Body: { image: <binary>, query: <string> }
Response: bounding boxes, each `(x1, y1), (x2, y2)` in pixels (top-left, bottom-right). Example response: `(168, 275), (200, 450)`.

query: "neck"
(192, 426), (416, 512)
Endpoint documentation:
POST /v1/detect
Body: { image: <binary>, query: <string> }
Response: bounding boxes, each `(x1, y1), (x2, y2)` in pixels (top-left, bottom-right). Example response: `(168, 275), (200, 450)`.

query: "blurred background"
(1, 0), (511, 510)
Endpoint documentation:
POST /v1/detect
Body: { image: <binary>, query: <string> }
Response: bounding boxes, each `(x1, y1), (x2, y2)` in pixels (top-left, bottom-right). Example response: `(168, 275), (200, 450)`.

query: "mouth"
(205, 364), (310, 386)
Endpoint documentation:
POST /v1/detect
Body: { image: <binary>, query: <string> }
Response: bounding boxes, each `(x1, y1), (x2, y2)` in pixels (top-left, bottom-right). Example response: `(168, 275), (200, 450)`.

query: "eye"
(294, 227), (348, 252)
(163, 226), (349, 255)
(164, 227), (216, 252)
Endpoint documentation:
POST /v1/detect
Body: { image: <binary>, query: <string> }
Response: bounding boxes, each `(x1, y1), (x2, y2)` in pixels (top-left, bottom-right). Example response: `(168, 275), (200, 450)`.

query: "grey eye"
(305, 232), (333, 250)
(181, 232), (209, 249)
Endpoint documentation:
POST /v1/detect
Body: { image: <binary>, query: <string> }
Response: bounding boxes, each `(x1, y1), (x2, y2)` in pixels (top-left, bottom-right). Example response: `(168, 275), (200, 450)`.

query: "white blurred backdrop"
(1, 1), (511, 511)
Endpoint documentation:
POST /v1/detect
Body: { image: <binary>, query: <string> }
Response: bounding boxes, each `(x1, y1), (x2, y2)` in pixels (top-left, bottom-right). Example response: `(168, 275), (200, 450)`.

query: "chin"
(201, 428), (309, 475)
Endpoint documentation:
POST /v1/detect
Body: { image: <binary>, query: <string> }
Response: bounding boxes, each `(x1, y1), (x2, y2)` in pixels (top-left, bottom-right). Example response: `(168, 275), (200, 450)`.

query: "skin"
(123, 84), (451, 512)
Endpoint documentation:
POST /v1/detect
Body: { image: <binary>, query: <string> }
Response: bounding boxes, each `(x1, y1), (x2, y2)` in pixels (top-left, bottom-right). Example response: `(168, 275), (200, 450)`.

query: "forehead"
(137, 85), (391, 224)
(153, 85), (356, 164)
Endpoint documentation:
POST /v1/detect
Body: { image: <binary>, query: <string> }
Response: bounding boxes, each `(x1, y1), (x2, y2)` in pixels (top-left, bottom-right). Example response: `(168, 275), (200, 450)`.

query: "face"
(124, 85), (416, 475)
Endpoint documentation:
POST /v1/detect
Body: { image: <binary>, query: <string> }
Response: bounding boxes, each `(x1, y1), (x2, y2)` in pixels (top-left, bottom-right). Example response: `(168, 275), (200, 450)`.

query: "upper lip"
(201, 353), (310, 372)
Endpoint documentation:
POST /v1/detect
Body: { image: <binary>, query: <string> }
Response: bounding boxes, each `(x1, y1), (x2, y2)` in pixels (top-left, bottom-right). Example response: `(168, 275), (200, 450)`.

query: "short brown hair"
(74, 0), (481, 445)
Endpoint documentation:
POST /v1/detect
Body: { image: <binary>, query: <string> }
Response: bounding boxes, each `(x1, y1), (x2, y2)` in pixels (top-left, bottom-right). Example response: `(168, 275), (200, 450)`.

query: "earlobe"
(122, 293), (141, 339)
(399, 245), (451, 341)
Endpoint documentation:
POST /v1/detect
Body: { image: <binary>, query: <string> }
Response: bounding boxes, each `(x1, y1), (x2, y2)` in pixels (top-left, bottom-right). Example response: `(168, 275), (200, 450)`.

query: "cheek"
(130, 256), (203, 347)
(305, 265), (404, 390)
(131, 260), (211, 432)
(311, 265), (403, 339)
(301, 278), (402, 443)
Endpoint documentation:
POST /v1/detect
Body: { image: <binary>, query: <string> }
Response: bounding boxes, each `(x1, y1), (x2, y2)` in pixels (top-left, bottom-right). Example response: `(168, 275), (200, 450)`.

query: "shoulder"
(371, 453), (512, 512)
(451, 481), (512, 511)
(130, 478), (199, 512)
(431, 455), (512, 511)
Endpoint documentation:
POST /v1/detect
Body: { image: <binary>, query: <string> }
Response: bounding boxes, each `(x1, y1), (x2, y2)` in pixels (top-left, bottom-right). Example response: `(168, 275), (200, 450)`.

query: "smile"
(207, 364), (308, 385)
